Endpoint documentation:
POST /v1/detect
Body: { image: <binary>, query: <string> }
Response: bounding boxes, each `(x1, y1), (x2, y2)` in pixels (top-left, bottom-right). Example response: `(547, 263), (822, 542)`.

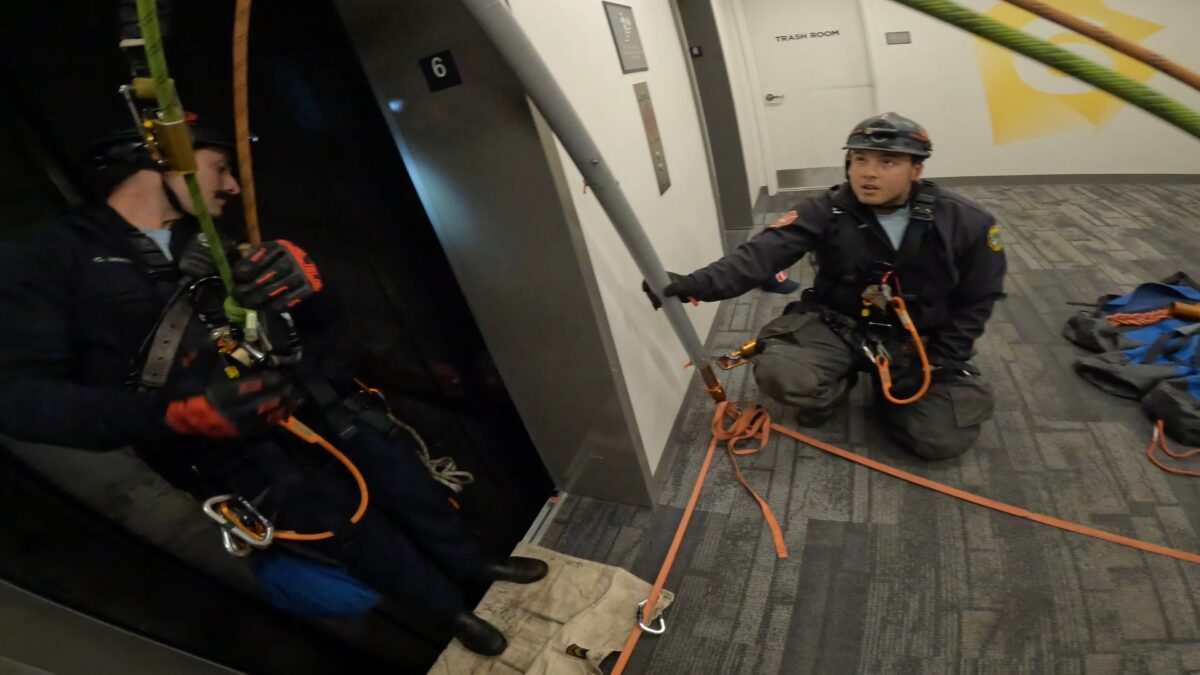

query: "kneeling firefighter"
(0, 112), (544, 656)
(646, 112), (1007, 460)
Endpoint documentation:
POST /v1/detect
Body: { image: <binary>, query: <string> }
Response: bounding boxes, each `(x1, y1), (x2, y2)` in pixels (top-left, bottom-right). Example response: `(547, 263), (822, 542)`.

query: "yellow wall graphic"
(976, 1), (1163, 144)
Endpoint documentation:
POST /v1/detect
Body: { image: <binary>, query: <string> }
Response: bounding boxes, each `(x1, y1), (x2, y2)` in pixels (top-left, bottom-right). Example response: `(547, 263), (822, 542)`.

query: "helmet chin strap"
(882, 181), (919, 210)
(159, 173), (192, 226)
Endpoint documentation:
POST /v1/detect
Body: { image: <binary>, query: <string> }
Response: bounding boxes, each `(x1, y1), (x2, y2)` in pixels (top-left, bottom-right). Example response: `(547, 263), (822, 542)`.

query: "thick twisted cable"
(1002, 0), (1200, 93)
(135, 0), (248, 324)
(891, 0), (1200, 140)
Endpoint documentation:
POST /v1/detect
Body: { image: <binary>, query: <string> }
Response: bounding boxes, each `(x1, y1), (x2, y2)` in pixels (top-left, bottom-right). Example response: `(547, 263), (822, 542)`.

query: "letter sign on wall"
(774, 29), (841, 42)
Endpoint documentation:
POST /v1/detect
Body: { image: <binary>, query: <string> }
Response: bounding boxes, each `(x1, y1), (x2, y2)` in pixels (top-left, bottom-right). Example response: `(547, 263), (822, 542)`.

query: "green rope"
(135, 0), (248, 324)
(891, 0), (1200, 141)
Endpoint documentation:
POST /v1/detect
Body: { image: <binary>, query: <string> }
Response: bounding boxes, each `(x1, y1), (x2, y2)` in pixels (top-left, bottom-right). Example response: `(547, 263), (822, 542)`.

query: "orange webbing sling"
(611, 403), (1200, 675)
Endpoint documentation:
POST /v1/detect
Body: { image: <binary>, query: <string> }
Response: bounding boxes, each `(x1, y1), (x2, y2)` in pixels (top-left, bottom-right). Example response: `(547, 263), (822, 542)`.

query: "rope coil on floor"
(1106, 308), (1172, 326)
(611, 403), (1200, 674)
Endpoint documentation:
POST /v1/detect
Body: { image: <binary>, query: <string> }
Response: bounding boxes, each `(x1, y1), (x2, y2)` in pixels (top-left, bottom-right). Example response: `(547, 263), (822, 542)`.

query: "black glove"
(641, 272), (695, 311)
(178, 232), (235, 281)
(232, 240), (323, 312)
(164, 371), (301, 439)
(759, 271), (800, 295)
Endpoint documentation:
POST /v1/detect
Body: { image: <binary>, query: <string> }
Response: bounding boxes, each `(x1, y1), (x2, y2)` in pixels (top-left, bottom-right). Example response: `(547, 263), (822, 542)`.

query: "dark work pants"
(752, 311), (995, 460)
(273, 423), (487, 622)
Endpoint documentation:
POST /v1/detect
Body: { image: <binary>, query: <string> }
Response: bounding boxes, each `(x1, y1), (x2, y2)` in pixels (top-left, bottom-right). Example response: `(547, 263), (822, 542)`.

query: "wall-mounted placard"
(603, 2), (648, 74)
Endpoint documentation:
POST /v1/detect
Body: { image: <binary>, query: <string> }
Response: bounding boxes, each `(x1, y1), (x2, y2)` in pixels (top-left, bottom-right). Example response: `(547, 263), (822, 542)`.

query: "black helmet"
(843, 112), (932, 159)
(89, 122), (236, 173)
(87, 119), (236, 197)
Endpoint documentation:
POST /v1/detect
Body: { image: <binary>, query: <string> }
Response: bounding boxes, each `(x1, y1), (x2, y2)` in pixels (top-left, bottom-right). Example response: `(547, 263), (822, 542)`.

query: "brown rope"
(233, 0), (261, 245)
(1003, 0), (1200, 93)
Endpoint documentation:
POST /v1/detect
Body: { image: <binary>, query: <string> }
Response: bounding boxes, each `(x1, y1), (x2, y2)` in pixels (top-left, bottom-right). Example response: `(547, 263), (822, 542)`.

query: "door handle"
(765, 93), (785, 102)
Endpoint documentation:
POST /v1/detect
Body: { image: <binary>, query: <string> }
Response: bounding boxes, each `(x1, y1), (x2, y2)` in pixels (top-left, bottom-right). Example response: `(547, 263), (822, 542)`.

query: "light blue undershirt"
(142, 228), (173, 260)
(876, 206), (911, 250)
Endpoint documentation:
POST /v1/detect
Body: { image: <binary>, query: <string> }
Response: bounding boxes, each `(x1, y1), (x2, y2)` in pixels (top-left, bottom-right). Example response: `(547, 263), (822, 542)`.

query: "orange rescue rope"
(611, 403), (1200, 674)
(872, 295), (932, 405)
(611, 401), (782, 675)
(1002, 0), (1200, 93)
(232, 0), (261, 245)
(1147, 419), (1200, 479)
(1107, 308), (1171, 327)
(273, 416), (370, 540)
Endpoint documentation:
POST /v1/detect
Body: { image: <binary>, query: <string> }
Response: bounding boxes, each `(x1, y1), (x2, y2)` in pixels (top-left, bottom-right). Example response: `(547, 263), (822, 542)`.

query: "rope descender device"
(715, 339), (758, 370)
(203, 495), (275, 557)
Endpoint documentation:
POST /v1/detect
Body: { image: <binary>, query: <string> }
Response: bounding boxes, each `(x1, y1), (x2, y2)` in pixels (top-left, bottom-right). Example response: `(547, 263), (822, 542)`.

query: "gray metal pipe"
(461, 0), (723, 398)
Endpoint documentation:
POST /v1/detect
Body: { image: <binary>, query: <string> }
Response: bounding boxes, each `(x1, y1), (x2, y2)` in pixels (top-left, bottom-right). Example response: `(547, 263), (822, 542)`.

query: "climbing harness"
(710, 269), (933, 405)
(197, 378), (471, 554)
(191, 303), (371, 550)
(130, 0), (373, 552)
(860, 270), (932, 405)
(131, 2), (475, 556)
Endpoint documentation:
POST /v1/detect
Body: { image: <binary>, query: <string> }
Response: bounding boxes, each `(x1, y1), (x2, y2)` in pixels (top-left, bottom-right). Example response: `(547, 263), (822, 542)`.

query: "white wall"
(724, 0), (1200, 180)
(508, 0), (725, 472)
(710, 0), (768, 202)
(862, 0), (1200, 177)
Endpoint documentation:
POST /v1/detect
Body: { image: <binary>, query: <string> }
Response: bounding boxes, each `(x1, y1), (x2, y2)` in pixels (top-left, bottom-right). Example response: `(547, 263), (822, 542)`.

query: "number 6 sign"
(419, 50), (462, 92)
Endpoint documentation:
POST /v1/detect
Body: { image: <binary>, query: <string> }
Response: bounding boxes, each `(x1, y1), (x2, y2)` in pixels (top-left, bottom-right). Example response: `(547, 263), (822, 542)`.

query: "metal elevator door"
(0, 1), (553, 672)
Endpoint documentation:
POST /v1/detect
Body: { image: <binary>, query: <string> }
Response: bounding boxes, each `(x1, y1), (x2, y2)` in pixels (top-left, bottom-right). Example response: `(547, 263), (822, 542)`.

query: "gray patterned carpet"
(539, 182), (1200, 674)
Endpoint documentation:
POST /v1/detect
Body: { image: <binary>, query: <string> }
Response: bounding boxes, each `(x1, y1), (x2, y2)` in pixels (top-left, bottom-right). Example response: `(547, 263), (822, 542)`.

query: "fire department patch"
(770, 210), (799, 228)
(987, 224), (1003, 252)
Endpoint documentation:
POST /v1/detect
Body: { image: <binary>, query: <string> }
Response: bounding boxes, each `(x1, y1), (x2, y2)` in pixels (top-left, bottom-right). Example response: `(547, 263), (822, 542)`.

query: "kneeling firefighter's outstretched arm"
(683, 212), (819, 303)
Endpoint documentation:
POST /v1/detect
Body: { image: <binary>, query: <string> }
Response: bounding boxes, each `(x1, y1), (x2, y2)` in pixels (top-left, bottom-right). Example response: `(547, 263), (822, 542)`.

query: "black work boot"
(484, 556), (549, 584)
(451, 612), (507, 656)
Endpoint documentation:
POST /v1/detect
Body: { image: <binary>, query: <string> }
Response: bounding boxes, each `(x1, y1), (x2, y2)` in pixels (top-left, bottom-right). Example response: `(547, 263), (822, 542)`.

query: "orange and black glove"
(164, 371), (300, 439)
(232, 240), (323, 313)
